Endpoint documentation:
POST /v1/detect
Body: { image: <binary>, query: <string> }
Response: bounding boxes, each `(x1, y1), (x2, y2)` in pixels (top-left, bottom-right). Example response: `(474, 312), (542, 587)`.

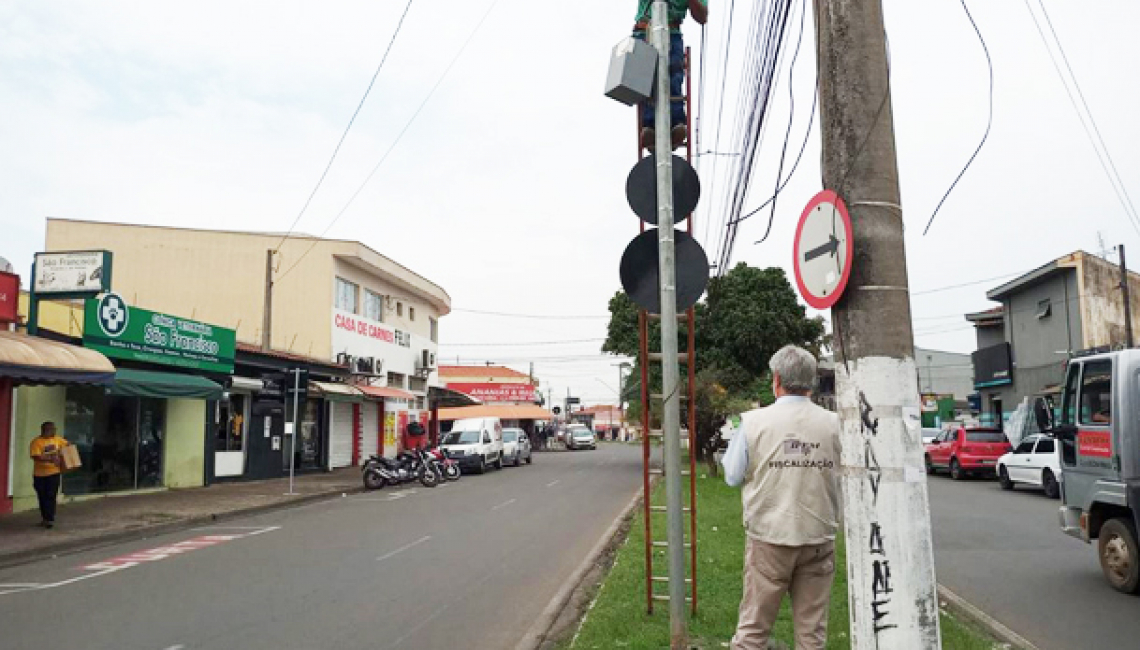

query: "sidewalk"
(0, 469), (364, 569)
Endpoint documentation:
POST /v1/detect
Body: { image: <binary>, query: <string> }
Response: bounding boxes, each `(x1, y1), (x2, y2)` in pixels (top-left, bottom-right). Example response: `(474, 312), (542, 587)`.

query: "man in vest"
(722, 345), (841, 650)
(632, 0), (708, 151)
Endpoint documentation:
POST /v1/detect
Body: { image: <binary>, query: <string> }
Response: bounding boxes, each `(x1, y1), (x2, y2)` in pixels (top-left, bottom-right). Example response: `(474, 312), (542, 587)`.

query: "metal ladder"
(638, 46), (698, 616)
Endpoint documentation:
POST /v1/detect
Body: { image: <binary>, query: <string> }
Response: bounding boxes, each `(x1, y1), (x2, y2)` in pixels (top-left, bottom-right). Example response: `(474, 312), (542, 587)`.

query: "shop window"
(430, 317), (438, 343)
(364, 290), (384, 322)
(215, 393), (247, 452)
(335, 277), (359, 314)
(62, 387), (165, 495)
(285, 398), (323, 471)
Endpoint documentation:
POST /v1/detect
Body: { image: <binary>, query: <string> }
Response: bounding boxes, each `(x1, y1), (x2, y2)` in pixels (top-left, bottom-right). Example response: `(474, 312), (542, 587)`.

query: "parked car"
(440, 417), (504, 474)
(921, 427), (940, 445)
(502, 428), (533, 466)
(996, 434), (1062, 498)
(566, 425), (596, 450)
(925, 426), (1012, 480)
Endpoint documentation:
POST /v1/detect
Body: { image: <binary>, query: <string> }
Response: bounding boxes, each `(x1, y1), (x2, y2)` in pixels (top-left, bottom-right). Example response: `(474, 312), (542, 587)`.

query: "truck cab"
(1049, 349), (1140, 593)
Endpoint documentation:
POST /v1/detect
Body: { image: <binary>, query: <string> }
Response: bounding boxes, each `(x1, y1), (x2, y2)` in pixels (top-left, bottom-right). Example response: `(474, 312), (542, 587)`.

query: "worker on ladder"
(632, 0), (708, 151)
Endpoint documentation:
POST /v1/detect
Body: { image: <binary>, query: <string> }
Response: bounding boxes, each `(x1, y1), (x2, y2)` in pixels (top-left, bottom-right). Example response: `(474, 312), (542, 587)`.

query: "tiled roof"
(437, 365), (531, 380)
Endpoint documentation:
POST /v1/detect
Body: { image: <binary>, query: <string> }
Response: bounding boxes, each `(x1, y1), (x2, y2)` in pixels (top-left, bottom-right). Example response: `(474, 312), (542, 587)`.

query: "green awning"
(110, 368), (223, 400)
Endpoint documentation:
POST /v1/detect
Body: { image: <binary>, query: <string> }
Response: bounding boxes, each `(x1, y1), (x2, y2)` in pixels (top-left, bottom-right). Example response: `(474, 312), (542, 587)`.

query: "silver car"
(566, 426), (596, 450)
(502, 428), (533, 466)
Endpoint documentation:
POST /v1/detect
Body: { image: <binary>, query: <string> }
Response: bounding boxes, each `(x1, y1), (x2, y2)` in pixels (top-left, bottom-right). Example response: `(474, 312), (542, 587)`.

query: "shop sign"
(445, 382), (536, 403)
(333, 312), (411, 348)
(972, 342), (1012, 388)
(0, 271), (18, 323)
(84, 294), (236, 373)
(33, 251), (112, 295)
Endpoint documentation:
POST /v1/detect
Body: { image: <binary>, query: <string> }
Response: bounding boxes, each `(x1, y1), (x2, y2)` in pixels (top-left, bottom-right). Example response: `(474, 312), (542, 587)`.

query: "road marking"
(377, 535), (432, 562)
(491, 498), (516, 511)
(164, 645), (186, 650)
(546, 480), (560, 487)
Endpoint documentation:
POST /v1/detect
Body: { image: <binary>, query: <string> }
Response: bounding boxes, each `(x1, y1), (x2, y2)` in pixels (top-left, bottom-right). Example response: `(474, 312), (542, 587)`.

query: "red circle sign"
(792, 190), (853, 310)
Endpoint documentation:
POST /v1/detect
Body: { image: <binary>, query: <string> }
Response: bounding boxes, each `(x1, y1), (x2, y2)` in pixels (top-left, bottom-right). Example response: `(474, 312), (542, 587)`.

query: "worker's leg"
(788, 542), (836, 650)
(732, 537), (796, 650)
(668, 32), (686, 129)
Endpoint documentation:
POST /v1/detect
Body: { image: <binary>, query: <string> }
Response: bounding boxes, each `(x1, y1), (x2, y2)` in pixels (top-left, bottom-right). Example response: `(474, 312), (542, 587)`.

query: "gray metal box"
(604, 37), (658, 106)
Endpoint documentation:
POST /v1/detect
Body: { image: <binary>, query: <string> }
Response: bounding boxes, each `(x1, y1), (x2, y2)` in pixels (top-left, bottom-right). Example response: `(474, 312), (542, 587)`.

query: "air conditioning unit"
(421, 350), (436, 369)
(336, 352), (354, 368)
(354, 356), (375, 375)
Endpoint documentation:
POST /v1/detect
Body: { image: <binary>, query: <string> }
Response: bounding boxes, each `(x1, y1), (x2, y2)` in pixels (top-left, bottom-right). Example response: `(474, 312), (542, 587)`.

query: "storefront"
(437, 404), (554, 440)
(356, 385), (415, 459)
(1, 329), (116, 515)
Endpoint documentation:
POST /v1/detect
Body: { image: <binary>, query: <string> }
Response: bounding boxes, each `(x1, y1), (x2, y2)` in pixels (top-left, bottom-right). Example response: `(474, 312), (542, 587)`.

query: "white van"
(440, 417), (504, 474)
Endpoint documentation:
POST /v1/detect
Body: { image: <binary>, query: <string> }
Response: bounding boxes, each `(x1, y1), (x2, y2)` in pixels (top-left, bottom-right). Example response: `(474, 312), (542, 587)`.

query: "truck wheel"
(1098, 517), (1140, 594)
(493, 454), (503, 470)
(998, 466), (1014, 490)
(475, 456), (486, 475)
(950, 458), (965, 481)
(1042, 469), (1060, 499)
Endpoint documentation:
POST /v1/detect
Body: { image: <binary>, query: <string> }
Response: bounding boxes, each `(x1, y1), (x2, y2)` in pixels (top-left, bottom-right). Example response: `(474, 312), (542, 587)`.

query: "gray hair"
(769, 345), (817, 394)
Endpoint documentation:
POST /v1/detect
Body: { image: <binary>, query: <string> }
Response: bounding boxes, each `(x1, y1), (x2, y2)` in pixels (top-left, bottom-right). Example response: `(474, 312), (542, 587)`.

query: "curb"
(938, 584), (1042, 650)
(0, 486), (363, 571)
(514, 485), (646, 650)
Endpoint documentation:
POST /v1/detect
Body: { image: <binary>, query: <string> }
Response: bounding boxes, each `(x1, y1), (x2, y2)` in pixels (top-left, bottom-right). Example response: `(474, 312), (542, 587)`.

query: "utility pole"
(649, 2), (686, 646)
(814, 1), (941, 647)
(1120, 245), (1134, 348)
(262, 249), (275, 351)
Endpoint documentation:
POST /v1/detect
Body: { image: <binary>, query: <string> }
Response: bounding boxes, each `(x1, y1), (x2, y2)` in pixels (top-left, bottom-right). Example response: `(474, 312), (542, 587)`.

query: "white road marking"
(0, 566), (130, 596)
(376, 535), (432, 562)
(491, 498), (516, 511)
(164, 645), (186, 650)
(546, 480), (560, 487)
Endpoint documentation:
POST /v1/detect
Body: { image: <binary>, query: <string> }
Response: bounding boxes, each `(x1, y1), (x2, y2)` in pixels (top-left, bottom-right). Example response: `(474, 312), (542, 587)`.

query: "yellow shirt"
(30, 435), (68, 477)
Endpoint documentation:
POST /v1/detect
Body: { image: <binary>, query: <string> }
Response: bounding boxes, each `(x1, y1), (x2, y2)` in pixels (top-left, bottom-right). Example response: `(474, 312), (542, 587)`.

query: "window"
(335, 277), (359, 314)
(410, 307), (416, 321)
(430, 317), (438, 343)
(966, 430), (1006, 443)
(1078, 360), (1112, 426)
(1015, 440), (1035, 454)
(1059, 364), (1080, 426)
(216, 393), (247, 452)
(1036, 298), (1052, 319)
(415, 396), (427, 410)
(397, 301), (403, 317)
(364, 290), (384, 322)
(1035, 438), (1055, 454)
(62, 388), (166, 495)
(387, 371), (406, 389)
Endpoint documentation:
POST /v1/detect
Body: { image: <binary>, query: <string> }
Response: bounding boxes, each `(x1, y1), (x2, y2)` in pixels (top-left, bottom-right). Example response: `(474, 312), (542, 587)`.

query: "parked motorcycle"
(362, 448), (439, 489)
(426, 445), (461, 481)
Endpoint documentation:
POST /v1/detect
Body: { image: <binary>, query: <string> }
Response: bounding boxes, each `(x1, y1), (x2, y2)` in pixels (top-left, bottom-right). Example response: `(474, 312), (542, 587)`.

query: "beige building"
(45, 219), (451, 398)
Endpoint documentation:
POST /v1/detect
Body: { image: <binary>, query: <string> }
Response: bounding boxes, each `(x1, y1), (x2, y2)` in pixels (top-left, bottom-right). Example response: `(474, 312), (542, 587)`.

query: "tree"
(603, 263), (827, 469)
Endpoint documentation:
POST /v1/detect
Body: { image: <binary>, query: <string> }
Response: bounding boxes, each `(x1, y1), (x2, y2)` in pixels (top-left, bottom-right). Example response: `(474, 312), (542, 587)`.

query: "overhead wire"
(273, 0), (416, 253)
(274, 0), (503, 284)
(701, 0), (738, 251)
(921, 0), (993, 235)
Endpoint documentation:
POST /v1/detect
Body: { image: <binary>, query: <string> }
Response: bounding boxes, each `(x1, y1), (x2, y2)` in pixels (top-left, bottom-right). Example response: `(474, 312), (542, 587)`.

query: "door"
(1008, 438), (1036, 482)
(1027, 437), (1057, 486)
(329, 401), (355, 469)
(931, 430), (953, 467)
(1060, 360), (1117, 506)
(360, 401), (380, 461)
(247, 401), (283, 480)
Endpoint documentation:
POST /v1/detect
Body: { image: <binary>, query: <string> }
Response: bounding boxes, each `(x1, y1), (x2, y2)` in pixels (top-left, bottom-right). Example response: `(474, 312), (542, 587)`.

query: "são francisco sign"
(84, 294), (236, 373)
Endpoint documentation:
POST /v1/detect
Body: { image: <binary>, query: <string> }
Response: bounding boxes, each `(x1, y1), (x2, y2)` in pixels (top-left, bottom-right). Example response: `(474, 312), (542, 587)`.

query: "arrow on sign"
(804, 234), (841, 263)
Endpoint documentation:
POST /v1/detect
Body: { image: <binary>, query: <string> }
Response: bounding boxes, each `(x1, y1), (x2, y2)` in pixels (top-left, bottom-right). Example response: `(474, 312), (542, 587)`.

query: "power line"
(439, 337), (605, 347)
(922, 0), (993, 236)
(275, 0), (502, 284)
(1022, 0), (1140, 236)
(273, 0), (416, 253)
(450, 307), (608, 320)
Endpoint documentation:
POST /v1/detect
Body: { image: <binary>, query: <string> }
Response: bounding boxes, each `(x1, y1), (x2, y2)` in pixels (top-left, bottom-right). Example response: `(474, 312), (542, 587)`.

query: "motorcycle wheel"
(444, 464), (461, 481)
(419, 467), (439, 488)
(363, 469), (386, 491)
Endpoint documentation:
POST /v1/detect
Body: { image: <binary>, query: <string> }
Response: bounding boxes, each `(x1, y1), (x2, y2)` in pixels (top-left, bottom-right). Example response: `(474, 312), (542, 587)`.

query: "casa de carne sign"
(84, 294), (236, 373)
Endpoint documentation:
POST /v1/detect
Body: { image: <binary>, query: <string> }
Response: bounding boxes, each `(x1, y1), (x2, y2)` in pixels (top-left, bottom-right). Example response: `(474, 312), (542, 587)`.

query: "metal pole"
(263, 250), (274, 351)
(286, 368), (300, 495)
(1120, 245), (1134, 348)
(650, 2), (686, 645)
(814, 0), (940, 646)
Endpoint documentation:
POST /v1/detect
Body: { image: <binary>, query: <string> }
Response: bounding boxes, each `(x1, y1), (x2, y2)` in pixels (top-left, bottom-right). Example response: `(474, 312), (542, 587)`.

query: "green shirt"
(635, 0), (706, 30)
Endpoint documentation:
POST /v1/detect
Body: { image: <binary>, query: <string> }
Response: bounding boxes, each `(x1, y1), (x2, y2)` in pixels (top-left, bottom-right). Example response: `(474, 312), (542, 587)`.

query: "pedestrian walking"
(29, 421), (69, 529)
(721, 345), (841, 650)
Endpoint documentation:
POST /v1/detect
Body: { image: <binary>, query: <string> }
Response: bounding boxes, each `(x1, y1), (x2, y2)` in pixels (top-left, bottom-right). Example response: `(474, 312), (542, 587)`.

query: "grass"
(560, 468), (1001, 650)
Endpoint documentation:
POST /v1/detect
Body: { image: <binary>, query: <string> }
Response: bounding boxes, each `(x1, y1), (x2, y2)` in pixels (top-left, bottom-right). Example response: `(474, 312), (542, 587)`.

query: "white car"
(996, 434), (1062, 498)
(502, 428), (533, 466)
(921, 427), (940, 445)
(566, 426), (596, 450)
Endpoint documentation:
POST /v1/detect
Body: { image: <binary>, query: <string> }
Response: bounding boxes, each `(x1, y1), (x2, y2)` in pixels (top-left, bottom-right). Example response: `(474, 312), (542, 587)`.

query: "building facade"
(966, 250), (1140, 427)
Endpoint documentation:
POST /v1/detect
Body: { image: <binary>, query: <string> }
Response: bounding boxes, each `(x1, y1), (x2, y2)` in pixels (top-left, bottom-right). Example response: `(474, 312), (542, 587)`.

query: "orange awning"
(438, 404), (554, 421)
(357, 385), (415, 401)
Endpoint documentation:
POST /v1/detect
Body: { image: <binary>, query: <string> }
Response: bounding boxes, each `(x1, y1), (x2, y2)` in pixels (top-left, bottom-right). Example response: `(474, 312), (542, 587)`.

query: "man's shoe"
(640, 127), (655, 151)
(671, 124), (687, 149)
(44, 521), (54, 529)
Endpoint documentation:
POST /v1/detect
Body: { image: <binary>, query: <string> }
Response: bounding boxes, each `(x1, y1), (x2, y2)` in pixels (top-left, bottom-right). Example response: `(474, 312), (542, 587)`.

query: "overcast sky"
(2, 1), (1138, 406)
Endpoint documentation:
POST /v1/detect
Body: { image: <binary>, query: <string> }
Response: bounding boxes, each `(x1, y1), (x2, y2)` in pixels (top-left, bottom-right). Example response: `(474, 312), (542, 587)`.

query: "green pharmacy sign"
(84, 294), (236, 373)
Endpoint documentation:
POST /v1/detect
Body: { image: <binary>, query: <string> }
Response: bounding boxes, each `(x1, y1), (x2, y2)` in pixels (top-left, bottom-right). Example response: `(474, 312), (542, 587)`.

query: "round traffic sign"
(792, 190), (853, 310)
(620, 229), (710, 314)
(625, 154), (701, 225)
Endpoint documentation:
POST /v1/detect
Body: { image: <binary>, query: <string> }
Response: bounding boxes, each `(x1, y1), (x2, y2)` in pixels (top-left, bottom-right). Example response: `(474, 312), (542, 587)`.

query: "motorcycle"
(362, 447), (439, 490)
(426, 445), (461, 481)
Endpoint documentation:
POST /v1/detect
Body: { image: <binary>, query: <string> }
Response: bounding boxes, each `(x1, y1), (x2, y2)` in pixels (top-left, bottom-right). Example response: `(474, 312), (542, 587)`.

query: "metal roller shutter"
(360, 402), (380, 461)
(329, 402), (355, 468)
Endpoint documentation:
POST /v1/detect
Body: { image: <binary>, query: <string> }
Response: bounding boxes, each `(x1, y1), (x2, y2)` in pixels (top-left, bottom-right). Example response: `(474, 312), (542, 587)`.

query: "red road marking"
(80, 529), (272, 570)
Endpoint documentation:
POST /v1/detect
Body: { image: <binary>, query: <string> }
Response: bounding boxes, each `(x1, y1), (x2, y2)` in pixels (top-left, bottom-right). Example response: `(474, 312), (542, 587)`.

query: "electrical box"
(604, 36), (657, 106)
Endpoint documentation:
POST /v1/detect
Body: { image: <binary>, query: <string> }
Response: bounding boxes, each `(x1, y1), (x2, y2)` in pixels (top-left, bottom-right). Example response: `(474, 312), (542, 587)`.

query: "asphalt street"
(929, 473), (1139, 650)
(0, 444), (644, 650)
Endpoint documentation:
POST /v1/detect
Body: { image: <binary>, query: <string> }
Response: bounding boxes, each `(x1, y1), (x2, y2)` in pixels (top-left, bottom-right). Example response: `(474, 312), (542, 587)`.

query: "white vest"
(740, 399), (841, 546)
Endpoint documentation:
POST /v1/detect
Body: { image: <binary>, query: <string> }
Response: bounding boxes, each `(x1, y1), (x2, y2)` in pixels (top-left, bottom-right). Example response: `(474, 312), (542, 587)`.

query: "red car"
(924, 426), (1012, 480)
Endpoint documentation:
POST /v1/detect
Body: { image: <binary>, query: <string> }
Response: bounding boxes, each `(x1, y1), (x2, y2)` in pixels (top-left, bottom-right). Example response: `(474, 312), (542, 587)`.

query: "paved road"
(0, 444), (643, 650)
(929, 474), (1139, 650)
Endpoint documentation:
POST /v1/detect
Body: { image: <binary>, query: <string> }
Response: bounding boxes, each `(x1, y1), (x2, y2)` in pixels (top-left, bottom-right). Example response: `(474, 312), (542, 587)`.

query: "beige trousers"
(731, 536), (836, 650)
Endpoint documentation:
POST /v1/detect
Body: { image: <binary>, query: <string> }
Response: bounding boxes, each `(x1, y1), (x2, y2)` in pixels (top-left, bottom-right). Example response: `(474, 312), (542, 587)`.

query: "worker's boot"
(640, 127), (655, 151)
(671, 124), (687, 149)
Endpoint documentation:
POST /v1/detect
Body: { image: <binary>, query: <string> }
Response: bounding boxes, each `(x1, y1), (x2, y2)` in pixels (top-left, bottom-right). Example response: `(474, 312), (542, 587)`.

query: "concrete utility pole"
(262, 249), (274, 351)
(1119, 245), (1134, 348)
(813, 1), (941, 647)
(649, 2), (687, 646)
